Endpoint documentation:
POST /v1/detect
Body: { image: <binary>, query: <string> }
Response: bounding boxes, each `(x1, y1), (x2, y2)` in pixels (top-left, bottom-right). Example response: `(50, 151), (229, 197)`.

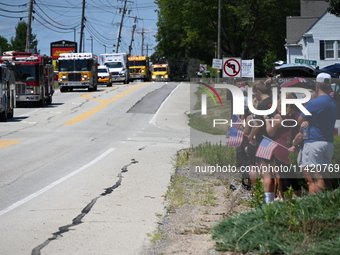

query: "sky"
(0, 0), (158, 57)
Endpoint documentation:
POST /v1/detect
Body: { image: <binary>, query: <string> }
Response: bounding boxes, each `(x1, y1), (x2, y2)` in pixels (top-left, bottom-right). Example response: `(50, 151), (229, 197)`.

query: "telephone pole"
(116, 0), (133, 53)
(217, 0), (222, 82)
(25, 0), (34, 52)
(137, 28), (149, 56)
(129, 16), (142, 55)
(79, 0), (86, 52)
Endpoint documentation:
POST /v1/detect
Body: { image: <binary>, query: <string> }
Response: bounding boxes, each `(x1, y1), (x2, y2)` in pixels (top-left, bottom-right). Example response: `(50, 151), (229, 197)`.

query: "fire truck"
(151, 64), (170, 82)
(58, 53), (98, 92)
(128, 56), (150, 82)
(0, 51), (54, 107)
(0, 62), (16, 121)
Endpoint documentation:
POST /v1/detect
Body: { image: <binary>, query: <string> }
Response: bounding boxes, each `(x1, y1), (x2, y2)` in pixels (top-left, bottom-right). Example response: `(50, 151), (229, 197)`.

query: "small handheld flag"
(227, 127), (244, 147)
(232, 115), (244, 129)
(255, 137), (278, 160)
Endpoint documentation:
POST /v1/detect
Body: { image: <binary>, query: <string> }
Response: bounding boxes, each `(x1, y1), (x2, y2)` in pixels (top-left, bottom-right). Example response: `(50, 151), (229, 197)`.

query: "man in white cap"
(298, 73), (337, 193)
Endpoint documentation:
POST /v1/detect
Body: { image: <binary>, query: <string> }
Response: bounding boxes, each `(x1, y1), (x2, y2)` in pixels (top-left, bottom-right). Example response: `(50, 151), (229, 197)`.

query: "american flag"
(232, 115), (244, 129)
(227, 127), (244, 147)
(255, 137), (278, 160)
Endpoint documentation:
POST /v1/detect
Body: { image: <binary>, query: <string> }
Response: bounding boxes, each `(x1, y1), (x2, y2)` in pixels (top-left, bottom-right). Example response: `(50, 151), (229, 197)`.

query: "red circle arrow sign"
(224, 59), (241, 77)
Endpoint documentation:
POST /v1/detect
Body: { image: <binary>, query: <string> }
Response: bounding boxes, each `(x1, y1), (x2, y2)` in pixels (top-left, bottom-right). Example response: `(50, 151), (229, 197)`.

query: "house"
(285, 0), (340, 68)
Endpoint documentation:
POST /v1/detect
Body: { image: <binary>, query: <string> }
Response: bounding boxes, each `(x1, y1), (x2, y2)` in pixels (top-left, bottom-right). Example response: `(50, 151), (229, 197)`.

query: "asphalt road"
(0, 81), (190, 255)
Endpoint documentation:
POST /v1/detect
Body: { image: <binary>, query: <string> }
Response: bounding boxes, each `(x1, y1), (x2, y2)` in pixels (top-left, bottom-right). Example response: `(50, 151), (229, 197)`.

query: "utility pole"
(25, 0), (34, 52)
(116, 0), (133, 53)
(217, 0), (221, 60)
(129, 16), (142, 55)
(217, 0), (222, 82)
(137, 28), (148, 56)
(79, 0), (86, 52)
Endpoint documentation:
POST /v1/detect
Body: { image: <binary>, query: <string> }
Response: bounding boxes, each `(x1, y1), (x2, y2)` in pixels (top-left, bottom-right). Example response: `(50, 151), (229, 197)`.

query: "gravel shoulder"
(140, 162), (254, 255)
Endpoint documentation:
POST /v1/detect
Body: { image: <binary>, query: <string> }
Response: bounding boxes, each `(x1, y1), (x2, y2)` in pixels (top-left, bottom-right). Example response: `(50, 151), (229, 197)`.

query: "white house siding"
(287, 13), (340, 68)
(286, 46), (303, 64)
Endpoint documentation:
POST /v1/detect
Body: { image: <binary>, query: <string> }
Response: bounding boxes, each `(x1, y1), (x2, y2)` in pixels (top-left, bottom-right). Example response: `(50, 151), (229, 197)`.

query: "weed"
(175, 149), (191, 167)
(248, 178), (264, 207)
(165, 174), (189, 211)
(147, 231), (165, 245)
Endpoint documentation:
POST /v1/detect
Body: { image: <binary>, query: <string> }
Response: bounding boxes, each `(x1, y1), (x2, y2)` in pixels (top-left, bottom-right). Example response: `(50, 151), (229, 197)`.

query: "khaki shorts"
(299, 141), (334, 167)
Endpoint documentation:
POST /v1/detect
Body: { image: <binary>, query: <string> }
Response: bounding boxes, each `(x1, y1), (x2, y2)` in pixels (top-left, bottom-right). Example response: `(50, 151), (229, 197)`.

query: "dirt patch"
(140, 165), (254, 255)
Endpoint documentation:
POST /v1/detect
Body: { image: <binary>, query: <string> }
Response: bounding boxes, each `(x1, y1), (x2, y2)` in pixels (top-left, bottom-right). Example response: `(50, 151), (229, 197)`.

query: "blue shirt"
(301, 95), (337, 143)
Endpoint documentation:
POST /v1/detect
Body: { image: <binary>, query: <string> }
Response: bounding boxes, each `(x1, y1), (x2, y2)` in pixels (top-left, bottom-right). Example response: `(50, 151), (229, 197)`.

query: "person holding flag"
(262, 92), (302, 200)
(247, 81), (275, 203)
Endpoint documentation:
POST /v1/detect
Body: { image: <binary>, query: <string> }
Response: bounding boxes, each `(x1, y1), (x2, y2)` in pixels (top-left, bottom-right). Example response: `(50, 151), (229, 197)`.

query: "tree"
(154, 0), (300, 76)
(326, 0), (340, 16)
(0, 36), (11, 54)
(10, 21), (38, 52)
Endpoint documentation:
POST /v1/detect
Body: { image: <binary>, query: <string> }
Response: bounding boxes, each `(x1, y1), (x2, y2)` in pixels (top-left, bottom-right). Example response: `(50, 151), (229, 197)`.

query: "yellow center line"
(62, 83), (149, 125)
(81, 93), (107, 103)
(0, 140), (22, 148)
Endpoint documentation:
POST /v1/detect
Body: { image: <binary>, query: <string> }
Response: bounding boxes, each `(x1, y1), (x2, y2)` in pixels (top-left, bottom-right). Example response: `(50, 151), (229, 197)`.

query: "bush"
(212, 189), (340, 254)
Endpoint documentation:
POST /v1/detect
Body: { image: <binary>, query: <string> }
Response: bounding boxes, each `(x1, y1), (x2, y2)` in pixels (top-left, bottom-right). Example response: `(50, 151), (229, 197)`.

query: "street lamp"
(103, 44), (106, 53)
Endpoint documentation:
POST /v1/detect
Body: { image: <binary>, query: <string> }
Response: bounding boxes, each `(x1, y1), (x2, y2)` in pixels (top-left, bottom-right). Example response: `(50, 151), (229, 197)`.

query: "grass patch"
(189, 84), (231, 135)
(191, 141), (236, 166)
(147, 231), (166, 245)
(212, 189), (340, 254)
(175, 149), (191, 168)
(165, 174), (189, 210)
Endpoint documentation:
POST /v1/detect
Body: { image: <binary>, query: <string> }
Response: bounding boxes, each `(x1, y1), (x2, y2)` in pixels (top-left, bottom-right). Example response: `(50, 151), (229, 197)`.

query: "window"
(325, 41), (334, 58)
(320, 40), (340, 60)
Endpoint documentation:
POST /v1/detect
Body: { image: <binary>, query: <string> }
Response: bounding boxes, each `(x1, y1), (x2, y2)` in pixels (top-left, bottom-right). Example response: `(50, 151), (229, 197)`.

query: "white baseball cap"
(316, 73), (331, 84)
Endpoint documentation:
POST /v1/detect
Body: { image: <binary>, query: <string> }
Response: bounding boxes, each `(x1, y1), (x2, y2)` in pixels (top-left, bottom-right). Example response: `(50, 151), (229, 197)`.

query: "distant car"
(97, 65), (112, 86)
(274, 63), (317, 78)
(316, 63), (340, 77)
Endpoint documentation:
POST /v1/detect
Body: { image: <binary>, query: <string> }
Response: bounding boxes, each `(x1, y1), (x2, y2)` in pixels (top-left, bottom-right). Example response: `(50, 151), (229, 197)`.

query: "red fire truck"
(0, 51), (54, 106)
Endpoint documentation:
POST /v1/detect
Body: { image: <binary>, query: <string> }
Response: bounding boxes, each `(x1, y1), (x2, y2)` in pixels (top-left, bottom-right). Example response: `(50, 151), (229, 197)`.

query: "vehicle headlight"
(25, 86), (35, 94)
(59, 76), (68, 82)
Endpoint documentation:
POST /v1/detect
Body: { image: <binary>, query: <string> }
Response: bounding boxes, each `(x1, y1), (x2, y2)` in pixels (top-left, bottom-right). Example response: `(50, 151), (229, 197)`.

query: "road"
(0, 81), (190, 255)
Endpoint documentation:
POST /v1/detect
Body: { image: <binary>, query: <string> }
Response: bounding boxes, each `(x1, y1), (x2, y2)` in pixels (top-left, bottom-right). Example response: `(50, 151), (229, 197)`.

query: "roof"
(286, 16), (320, 44)
(286, 0), (329, 44)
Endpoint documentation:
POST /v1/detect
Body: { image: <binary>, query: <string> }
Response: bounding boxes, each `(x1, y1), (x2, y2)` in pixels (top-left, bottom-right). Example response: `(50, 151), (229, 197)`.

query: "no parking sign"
(222, 58), (241, 77)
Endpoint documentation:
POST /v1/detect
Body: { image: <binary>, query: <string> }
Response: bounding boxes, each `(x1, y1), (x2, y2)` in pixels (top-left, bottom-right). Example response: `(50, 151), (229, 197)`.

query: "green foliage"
(10, 21), (38, 52)
(326, 0), (340, 17)
(248, 178), (264, 207)
(212, 188), (340, 254)
(0, 36), (11, 53)
(154, 0), (300, 76)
